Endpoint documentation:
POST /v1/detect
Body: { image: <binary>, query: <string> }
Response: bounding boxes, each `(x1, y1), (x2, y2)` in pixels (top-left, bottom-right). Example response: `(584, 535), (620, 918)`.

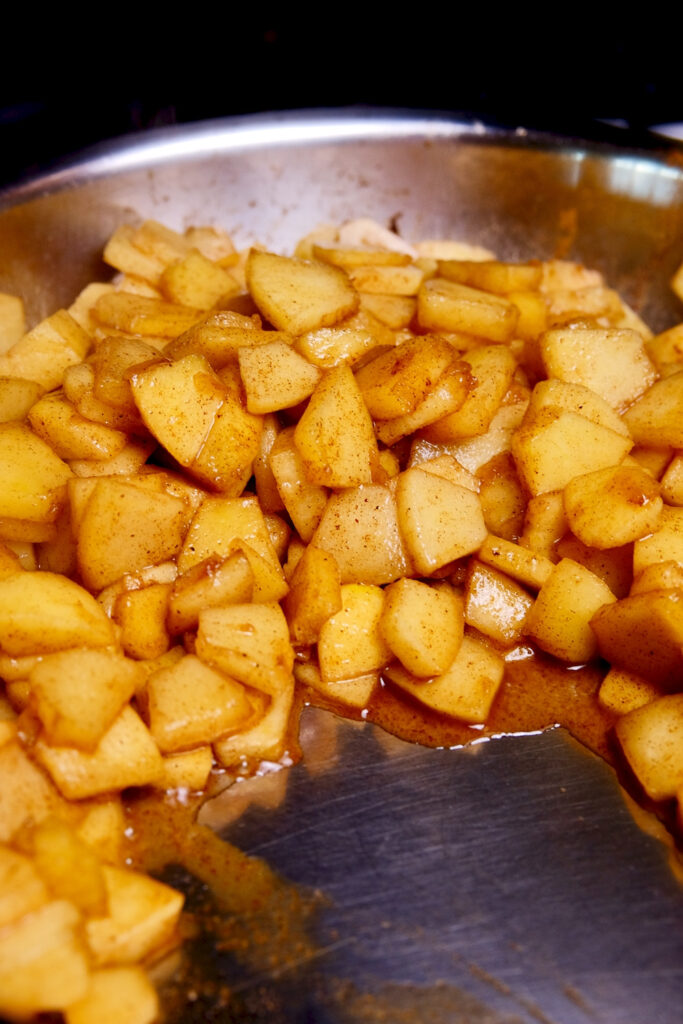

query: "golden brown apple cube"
(165, 312), (277, 368)
(246, 249), (358, 334)
(269, 427), (328, 542)
(415, 239), (494, 262)
(476, 451), (527, 541)
(380, 578), (464, 677)
(311, 484), (410, 585)
(355, 335), (453, 420)
(0, 376), (44, 423)
(147, 654), (252, 752)
(160, 248), (240, 309)
(0, 421), (72, 523)
(156, 746), (213, 793)
(0, 541), (24, 579)
(562, 464), (662, 549)
(374, 360), (472, 446)
(294, 364), (377, 488)
(420, 345), (516, 443)
(34, 706), (163, 800)
(318, 584), (389, 682)
(282, 545), (342, 645)
(64, 965), (159, 1024)
(130, 353), (224, 466)
(252, 413), (285, 512)
(103, 224), (167, 281)
(24, 816), (107, 917)
(0, 310), (90, 391)
(189, 380), (263, 496)
(437, 259), (542, 294)
(296, 320), (380, 367)
(554, 534), (632, 599)
(0, 846), (49, 928)
(545, 286), (622, 323)
(213, 681), (294, 767)
(184, 224), (236, 260)
(77, 480), (186, 591)
(646, 322), (683, 370)
(519, 491), (567, 561)
(347, 263), (424, 295)
(115, 583), (172, 661)
(407, 450), (479, 493)
(28, 392), (129, 462)
(630, 559), (683, 595)
(90, 336), (164, 414)
(623, 370), (683, 448)
(464, 560), (534, 645)
(294, 660), (378, 709)
(511, 408), (632, 495)
(313, 242), (412, 269)
(0, 571), (115, 657)
(29, 648), (141, 750)
(65, 363), (145, 434)
(0, 516), (56, 543)
(178, 496), (285, 588)
(660, 454), (683, 505)
(524, 378), (630, 438)
(0, 900), (90, 1017)
(633, 506), (683, 577)
(358, 292), (416, 329)
(591, 590), (683, 685)
(85, 864), (183, 966)
(0, 739), (73, 842)
(477, 534), (554, 589)
(597, 667), (664, 716)
(615, 694), (683, 801)
(417, 277), (518, 341)
(385, 635), (504, 723)
(238, 340), (321, 413)
(76, 798), (126, 866)
(196, 602), (294, 695)
(540, 326), (656, 411)
(167, 552), (254, 635)
(93, 292), (202, 338)
(69, 439), (156, 479)
(395, 468), (487, 575)
(133, 220), (191, 264)
(509, 288), (548, 341)
(524, 558), (616, 663)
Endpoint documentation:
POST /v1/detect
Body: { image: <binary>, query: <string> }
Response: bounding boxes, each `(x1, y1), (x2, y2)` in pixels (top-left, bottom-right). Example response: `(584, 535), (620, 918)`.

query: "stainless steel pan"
(1, 111), (682, 1024)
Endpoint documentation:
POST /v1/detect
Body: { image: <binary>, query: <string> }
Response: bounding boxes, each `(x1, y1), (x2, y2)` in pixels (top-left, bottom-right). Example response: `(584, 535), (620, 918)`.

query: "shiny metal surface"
(1, 111), (682, 1023)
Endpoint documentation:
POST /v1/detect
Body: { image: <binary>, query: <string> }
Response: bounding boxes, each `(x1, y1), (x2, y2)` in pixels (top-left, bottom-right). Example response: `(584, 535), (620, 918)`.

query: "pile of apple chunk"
(0, 214), (683, 1020)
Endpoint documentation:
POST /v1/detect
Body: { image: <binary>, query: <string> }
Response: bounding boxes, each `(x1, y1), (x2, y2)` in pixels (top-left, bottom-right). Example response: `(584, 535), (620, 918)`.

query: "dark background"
(1, 11), (680, 188)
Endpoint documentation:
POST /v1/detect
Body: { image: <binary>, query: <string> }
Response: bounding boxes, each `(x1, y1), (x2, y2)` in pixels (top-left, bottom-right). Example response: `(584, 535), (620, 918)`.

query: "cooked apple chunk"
(147, 654), (252, 752)
(395, 467), (487, 575)
(246, 249), (358, 334)
(540, 326), (656, 411)
(318, 584), (389, 682)
(0, 571), (115, 656)
(380, 578), (464, 677)
(34, 706), (163, 800)
(524, 558), (616, 663)
(563, 464), (663, 549)
(384, 635), (504, 724)
(29, 649), (141, 750)
(294, 364), (378, 488)
(615, 694), (683, 801)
